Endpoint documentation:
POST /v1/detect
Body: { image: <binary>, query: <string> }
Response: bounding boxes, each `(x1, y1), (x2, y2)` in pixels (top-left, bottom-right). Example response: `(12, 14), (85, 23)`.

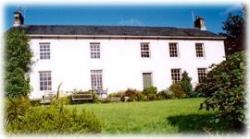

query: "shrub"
(157, 89), (174, 99)
(5, 28), (32, 97)
(197, 52), (246, 130)
(142, 86), (158, 100)
(121, 89), (140, 102)
(6, 98), (102, 134)
(137, 92), (148, 101)
(169, 83), (187, 98)
(30, 99), (41, 106)
(179, 71), (192, 96)
(5, 96), (31, 125)
(142, 86), (157, 95)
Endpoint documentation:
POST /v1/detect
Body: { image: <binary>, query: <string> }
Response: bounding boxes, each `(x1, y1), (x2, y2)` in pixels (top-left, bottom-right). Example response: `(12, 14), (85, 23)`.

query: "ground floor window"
(197, 68), (207, 83)
(39, 71), (52, 91)
(143, 72), (152, 89)
(171, 69), (181, 83)
(91, 70), (103, 90)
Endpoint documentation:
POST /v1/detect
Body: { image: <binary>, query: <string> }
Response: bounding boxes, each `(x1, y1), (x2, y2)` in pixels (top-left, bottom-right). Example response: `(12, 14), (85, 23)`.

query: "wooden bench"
(71, 91), (94, 101)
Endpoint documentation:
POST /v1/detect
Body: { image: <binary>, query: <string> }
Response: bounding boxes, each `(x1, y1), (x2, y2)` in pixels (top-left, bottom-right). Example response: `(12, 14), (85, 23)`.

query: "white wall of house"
(28, 38), (225, 99)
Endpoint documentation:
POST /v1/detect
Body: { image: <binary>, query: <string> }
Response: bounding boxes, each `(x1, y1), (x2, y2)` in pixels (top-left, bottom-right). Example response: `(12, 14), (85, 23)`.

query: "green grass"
(67, 98), (216, 134)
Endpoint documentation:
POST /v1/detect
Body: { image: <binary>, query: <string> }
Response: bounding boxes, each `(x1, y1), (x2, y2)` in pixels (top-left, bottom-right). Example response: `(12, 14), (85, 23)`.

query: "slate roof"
(14, 25), (223, 38)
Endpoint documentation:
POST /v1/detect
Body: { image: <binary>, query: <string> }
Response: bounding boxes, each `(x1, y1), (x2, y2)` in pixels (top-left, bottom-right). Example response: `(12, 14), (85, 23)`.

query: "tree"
(5, 28), (32, 98)
(196, 52), (246, 130)
(220, 8), (245, 55)
(179, 71), (192, 95)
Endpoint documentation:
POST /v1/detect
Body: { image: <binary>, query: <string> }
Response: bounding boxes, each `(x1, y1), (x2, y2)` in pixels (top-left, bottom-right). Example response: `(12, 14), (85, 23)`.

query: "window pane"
(90, 43), (100, 59)
(169, 43), (178, 57)
(171, 69), (181, 83)
(141, 43), (150, 58)
(40, 43), (50, 60)
(91, 70), (103, 90)
(39, 71), (52, 91)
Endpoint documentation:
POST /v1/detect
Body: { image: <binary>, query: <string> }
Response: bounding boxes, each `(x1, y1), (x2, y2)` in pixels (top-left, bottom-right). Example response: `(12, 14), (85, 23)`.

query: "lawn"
(67, 98), (216, 134)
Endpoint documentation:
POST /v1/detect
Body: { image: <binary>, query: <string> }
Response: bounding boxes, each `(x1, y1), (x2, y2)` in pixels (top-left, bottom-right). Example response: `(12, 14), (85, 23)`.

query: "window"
(169, 43), (178, 57)
(197, 68), (207, 83)
(143, 72), (152, 89)
(40, 43), (50, 59)
(39, 71), (52, 91)
(171, 69), (181, 83)
(91, 70), (103, 90)
(90, 43), (100, 59)
(195, 43), (204, 57)
(141, 43), (150, 58)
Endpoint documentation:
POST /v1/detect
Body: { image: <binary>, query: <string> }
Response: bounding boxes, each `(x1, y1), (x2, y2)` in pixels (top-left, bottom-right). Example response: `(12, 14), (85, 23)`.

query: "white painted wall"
(28, 38), (225, 99)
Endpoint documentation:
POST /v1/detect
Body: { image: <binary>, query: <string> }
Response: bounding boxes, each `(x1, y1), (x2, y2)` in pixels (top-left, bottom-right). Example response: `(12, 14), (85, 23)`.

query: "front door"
(143, 72), (152, 89)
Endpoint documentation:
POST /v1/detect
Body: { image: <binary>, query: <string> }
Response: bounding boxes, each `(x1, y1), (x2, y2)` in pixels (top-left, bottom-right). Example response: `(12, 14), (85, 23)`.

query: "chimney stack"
(13, 10), (24, 27)
(194, 16), (206, 31)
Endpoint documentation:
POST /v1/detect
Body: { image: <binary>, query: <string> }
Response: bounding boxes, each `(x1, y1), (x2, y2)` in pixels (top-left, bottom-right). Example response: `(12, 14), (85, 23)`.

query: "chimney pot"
(13, 11), (24, 27)
(194, 16), (206, 31)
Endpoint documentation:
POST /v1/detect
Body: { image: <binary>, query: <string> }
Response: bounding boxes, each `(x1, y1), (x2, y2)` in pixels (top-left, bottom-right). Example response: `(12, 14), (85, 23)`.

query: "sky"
(5, 4), (243, 33)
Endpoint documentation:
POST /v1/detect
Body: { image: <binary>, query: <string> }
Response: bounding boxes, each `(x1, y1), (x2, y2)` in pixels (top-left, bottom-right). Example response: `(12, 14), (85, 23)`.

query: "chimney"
(194, 16), (206, 31)
(13, 10), (24, 27)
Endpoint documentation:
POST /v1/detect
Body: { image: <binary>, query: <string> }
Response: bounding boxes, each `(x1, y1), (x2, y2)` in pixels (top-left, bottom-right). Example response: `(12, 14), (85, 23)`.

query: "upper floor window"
(90, 43), (100, 59)
(197, 68), (207, 83)
(40, 43), (50, 60)
(169, 43), (178, 57)
(141, 43), (150, 58)
(171, 68), (181, 83)
(39, 71), (52, 91)
(195, 43), (204, 57)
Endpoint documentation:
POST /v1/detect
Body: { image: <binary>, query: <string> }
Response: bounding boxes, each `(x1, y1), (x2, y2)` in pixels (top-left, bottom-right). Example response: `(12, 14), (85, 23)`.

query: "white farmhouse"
(12, 11), (225, 100)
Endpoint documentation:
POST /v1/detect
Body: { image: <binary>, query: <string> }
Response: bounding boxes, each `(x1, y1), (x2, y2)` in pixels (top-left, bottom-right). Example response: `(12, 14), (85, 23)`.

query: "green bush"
(6, 99), (102, 134)
(157, 89), (174, 99)
(5, 28), (32, 97)
(142, 86), (157, 95)
(142, 86), (158, 100)
(121, 89), (141, 102)
(179, 71), (192, 96)
(197, 52), (246, 130)
(169, 83), (187, 98)
(5, 96), (31, 125)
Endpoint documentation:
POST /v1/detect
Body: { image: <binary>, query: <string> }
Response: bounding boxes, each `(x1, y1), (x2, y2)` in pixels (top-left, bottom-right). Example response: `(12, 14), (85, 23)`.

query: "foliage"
(121, 89), (141, 102)
(142, 86), (157, 95)
(157, 89), (175, 99)
(5, 96), (31, 125)
(179, 71), (192, 96)
(169, 83), (187, 98)
(220, 9), (245, 55)
(142, 86), (158, 100)
(6, 96), (102, 134)
(197, 52), (246, 130)
(5, 28), (32, 97)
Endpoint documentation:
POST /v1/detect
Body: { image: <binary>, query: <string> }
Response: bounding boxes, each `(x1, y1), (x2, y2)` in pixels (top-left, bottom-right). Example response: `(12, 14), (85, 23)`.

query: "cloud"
(118, 18), (144, 26)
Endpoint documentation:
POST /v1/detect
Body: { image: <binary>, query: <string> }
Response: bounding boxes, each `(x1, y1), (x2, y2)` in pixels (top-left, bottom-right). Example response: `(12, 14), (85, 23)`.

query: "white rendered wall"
(28, 38), (225, 99)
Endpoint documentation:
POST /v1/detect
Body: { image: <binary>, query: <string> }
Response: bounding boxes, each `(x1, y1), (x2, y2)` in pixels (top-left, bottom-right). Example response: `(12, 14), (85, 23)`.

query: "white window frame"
(39, 71), (52, 91)
(39, 43), (50, 60)
(140, 42), (150, 58)
(197, 68), (207, 83)
(90, 43), (100, 59)
(171, 68), (181, 83)
(90, 70), (103, 90)
(169, 42), (179, 57)
(195, 43), (205, 57)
